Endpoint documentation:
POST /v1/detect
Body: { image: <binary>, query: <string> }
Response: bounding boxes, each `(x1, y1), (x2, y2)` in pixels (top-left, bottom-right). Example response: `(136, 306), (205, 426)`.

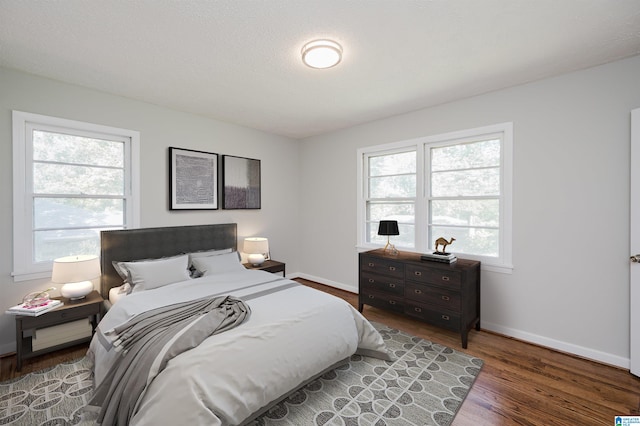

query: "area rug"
(0, 323), (483, 426)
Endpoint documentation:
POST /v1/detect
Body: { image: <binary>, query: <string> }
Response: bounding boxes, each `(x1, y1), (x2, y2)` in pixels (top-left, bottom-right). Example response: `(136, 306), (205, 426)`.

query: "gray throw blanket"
(87, 295), (251, 426)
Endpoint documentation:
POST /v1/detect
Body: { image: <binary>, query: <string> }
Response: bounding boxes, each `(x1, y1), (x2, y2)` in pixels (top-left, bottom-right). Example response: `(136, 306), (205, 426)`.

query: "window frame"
(357, 122), (513, 273)
(12, 111), (140, 282)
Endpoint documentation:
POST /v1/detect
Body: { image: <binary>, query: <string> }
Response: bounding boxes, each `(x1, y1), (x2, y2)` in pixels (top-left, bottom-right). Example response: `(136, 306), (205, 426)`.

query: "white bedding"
(88, 269), (389, 426)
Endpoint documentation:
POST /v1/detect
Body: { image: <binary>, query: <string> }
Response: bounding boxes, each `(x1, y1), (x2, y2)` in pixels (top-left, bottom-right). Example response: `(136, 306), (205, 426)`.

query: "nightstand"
(14, 290), (103, 371)
(243, 259), (286, 276)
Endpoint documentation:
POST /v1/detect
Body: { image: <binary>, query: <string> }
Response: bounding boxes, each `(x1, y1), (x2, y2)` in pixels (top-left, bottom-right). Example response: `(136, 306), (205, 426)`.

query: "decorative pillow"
(122, 254), (191, 292)
(191, 251), (244, 276)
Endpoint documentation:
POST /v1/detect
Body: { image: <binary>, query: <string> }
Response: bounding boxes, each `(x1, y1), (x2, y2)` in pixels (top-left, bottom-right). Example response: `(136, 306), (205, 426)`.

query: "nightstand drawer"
(360, 256), (404, 279)
(404, 302), (460, 331)
(405, 282), (461, 311)
(406, 264), (461, 288)
(360, 290), (405, 314)
(19, 303), (99, 330)
(360, 272), (404, 296)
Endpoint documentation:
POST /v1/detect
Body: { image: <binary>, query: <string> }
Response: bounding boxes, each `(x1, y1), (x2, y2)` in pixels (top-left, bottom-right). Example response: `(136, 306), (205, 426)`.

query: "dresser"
(358, 249), (480, 348)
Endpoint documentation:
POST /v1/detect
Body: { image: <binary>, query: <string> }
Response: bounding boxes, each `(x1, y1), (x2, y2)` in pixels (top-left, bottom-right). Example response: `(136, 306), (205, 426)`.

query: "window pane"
(431, 199), (499, 227)
(34, 229), (102, 262)
(368, 223), (415, 248)
(34, 163), (124, 195)
(34, 198), (124, 228)
(33, 130), (124, 167)
(369, 151), (415, 176)
(430, 225), (498, 257)
(367, 202), (415, 223)
(431, 168), (499, 197)
(431, 139), (500, 171)
(369, 175), (416, 198)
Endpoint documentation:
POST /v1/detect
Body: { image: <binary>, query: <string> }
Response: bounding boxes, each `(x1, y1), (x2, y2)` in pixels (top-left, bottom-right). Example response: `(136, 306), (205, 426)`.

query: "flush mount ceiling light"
(301, 39), (342, 69)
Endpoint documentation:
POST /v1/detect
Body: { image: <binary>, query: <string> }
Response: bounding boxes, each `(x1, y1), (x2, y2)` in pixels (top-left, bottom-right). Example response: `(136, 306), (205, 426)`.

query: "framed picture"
(169, 147), (218, 210)
(222, 155), (261, 209)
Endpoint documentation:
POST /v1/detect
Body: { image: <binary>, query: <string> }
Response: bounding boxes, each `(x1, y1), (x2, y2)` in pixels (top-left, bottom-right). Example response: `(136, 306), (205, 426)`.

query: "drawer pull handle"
(389, 283), (396, 288)
(368, 262), (375, 267)
(368, 278), (374, 283)
(441, 276), (450, 282)
(368, 295), (374, 299)
(414, 307), (422, 313)
(389, 266), (396, 271)
(441, 315), (450, 321)
(389, 300), (396, 305)
(414, 289), (422, 294)
(414, 271), (422, 276)
(441, 295), (450, 301)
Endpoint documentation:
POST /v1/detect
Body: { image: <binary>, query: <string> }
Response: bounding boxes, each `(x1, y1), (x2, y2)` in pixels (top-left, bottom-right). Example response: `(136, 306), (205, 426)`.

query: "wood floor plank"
(2, 277), (638, 426)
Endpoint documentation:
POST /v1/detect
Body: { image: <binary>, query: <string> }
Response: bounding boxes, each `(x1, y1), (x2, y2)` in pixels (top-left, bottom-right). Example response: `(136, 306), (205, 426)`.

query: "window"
(358, 123), (513, 272)
(12, 111), (140, 281)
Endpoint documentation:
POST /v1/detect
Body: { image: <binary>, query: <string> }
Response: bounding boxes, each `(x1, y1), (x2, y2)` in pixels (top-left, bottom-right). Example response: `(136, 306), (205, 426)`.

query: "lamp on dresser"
(244, 237), (269, 266)
(378, 220), (399, 255)
(52, 255), (101, 300)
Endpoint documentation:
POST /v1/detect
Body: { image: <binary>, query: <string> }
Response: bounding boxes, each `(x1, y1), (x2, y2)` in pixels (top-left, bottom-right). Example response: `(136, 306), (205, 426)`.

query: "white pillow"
(122, 254), (191, 292)
(188, 248), (234, 277)
(191, 251), (245, 276)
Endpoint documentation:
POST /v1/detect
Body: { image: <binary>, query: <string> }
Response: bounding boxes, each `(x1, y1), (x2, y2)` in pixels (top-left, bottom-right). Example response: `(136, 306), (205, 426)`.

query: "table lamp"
(378, 220), (399, 255)
(52, 255), (101, 300)
(244, 237), (269, 266)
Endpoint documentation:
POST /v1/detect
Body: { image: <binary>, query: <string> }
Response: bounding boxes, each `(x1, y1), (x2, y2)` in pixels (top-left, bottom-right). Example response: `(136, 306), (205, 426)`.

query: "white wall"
(298, 55), (640, 368)
(0, 68), (301, 355)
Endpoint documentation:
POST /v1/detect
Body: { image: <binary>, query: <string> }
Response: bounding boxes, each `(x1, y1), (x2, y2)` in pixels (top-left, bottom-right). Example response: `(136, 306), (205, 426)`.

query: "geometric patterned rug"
(0, 322), (483, 426)
(248, 322), (483, 426)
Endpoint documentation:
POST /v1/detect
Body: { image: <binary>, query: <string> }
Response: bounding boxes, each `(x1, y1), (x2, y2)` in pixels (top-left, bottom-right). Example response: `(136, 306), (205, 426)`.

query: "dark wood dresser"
(358, 249), (480, 348)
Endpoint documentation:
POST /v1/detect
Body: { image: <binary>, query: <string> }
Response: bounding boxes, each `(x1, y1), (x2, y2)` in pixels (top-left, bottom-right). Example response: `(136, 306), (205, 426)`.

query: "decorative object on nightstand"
(378, 220), (399, 255)
(244, 237), (269, 266)
(52, 255), (101, 300)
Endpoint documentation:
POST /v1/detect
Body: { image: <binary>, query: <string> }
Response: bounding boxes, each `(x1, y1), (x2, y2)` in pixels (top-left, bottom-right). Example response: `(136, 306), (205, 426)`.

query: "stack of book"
(420, 251), (457, 264)
(6, 299), (63, 316)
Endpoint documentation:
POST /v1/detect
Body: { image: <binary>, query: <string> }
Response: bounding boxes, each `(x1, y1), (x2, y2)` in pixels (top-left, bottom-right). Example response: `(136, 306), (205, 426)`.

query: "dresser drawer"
(404, 302), (460, 331)
(406, 264), (461, 288)
(405, 282), (461, 311)
(360, 272), (404, 296)
(360, 290), (405, 314)
(360, 256), (404, 279)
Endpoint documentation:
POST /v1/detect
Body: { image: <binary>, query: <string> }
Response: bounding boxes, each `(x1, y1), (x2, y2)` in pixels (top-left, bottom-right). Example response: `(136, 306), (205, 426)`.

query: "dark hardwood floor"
(2, 278), (639, 425)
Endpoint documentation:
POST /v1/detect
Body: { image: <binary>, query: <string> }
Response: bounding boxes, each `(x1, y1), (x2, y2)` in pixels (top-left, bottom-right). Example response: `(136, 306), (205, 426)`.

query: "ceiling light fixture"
(301, 39), (342, 69)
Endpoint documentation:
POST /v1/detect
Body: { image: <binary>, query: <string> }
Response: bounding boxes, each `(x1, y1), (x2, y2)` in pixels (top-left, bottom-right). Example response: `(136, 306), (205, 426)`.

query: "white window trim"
(357, 123), (513, 274)
(12, 111), (141, 282)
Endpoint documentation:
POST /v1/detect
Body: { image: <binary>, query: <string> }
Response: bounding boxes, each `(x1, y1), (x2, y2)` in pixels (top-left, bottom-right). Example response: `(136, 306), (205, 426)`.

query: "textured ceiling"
(1, 0), (639, 139)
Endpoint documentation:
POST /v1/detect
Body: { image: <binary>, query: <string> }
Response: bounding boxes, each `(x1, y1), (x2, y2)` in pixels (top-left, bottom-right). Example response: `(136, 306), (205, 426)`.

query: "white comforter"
(88, 270), (389, 425)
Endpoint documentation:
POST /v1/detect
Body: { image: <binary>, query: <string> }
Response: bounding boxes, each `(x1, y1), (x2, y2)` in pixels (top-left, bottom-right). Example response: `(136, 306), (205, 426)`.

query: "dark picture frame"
(169, 147), (218, 210)
(222, 155), (261, 209)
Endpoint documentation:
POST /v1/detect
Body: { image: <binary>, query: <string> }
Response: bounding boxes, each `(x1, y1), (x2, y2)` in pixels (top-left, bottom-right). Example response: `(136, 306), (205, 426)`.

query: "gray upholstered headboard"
(100, 223), (238, 298)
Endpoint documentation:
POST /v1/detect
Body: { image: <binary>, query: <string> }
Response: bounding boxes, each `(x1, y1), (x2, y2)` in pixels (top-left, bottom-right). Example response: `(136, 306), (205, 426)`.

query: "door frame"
(630, 107), (640, 376)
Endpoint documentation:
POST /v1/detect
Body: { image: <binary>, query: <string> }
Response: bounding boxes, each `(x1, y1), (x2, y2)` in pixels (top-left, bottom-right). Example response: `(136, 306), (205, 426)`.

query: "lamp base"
(248, 253), (265, 266)
(61, 281), (93, 300)
(383, 237), (398, 255)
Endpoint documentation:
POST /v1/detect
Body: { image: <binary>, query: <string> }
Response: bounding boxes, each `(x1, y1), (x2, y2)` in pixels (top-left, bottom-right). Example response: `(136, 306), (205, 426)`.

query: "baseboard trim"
(288, 272), (357, 294)
(475, 321), (628, 370)
(288, 273), (630, 370)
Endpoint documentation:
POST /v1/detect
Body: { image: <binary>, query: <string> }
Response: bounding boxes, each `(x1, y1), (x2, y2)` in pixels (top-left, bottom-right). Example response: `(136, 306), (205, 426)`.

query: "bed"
(87, 223), (390, 426)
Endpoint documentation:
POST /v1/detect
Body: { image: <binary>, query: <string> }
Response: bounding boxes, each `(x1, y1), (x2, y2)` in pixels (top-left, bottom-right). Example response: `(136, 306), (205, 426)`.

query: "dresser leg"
(358, 303), (364, 313)
(461, 332), (468, 349)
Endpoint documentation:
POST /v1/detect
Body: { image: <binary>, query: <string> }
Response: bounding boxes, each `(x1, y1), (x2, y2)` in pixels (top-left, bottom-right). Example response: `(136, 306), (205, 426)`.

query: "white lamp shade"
(244, 237), (269, 266)
(52, 255), (100, 299)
